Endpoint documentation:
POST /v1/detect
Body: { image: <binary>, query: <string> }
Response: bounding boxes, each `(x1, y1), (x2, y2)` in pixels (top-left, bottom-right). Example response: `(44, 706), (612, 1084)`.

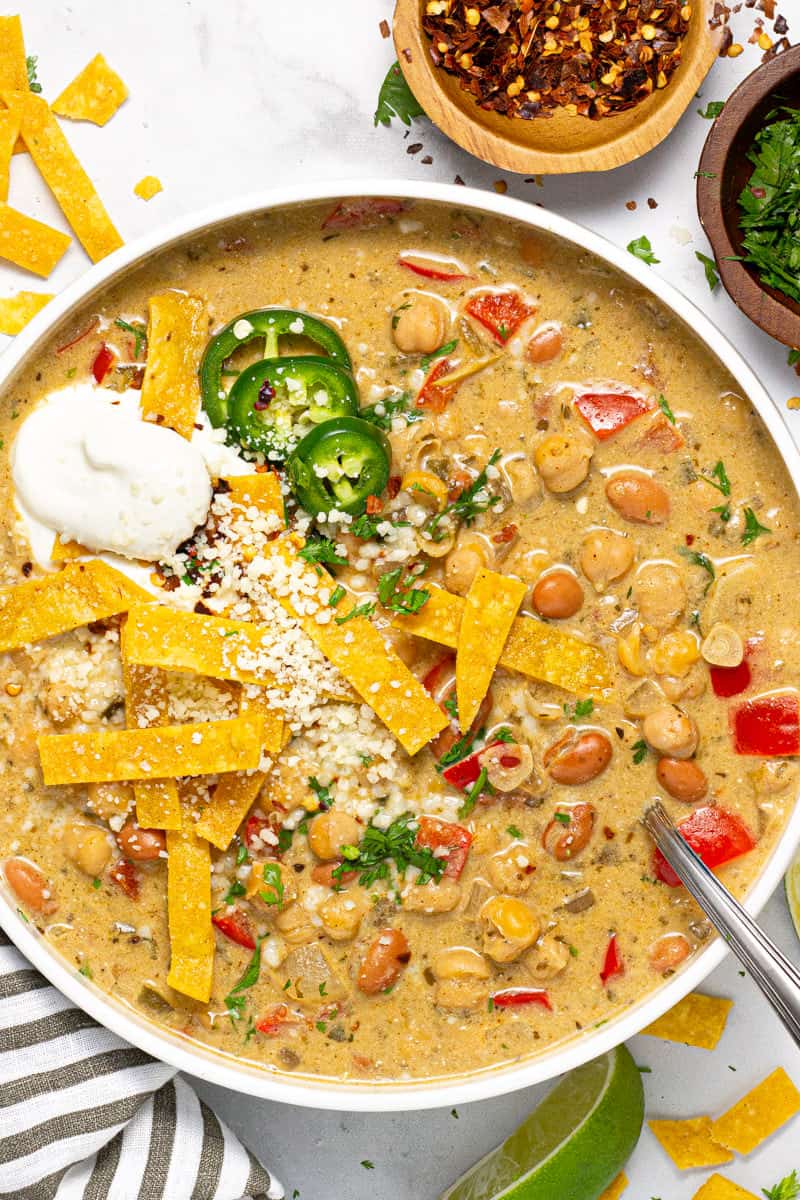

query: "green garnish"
(277, 827), (293, 853)
(298, 537), (347, 566)
(738, 106), (800, 306)
(360, 390), (423, 431)
(374, 61), (424, 127)
(79, 963), (93, 978)
(711, 503), (731, 522)
(420, 339), (458, 372)
(259, 862), (284, 907)
(563, 698), (594, 720)
(377, 566), (430, 615)
(695, 251), (720, 291)
(657, 394), (676, 424)
(788, 349), (800, 366)
(222, 879), (246, 904)
(26, 54), (42, 93)
(91, 877), (102, 890)
(443, 693), (459, 721)
(436, 725), (483, 773)
(224, 937), (263, 1021)
(627, 235), (659, 265)
(706, 459), (731, 495)
(328, 585), (346, 607)
(698, 100), (724, 119)
(741, 507), (771, 545)
(332, 813), (445, 888)
(458, 766), (488, 820)
(114, 317), (147, 358)
(308, 776), (334, 810)
(632, 739), (649, 764)
(554, 812), (571, 825)
(427, 450), (501, 542)
(350, 513), (382, 540)
(763, 1172), (800, 1200)
(678, 545), (716, 591)
(361, 1161), (376, 1171)
(506, 824), (522, 839)
(334, 600), (377, 625)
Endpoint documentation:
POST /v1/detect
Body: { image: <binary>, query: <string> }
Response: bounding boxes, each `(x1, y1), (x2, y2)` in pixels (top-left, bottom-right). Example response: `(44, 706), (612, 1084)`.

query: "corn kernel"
(727, 42), (744, 57)
(599, 28), (615, 41)
(758, 32), (773, 50)
(545, 14), (559, 28)
(5, 682), (21, 697)
(617, 622), (645, 677)
(641, 23), (657, 39)
(465, 6), (480, 26)
(459, 52), (473, 68)
(649, 630), (700, 677)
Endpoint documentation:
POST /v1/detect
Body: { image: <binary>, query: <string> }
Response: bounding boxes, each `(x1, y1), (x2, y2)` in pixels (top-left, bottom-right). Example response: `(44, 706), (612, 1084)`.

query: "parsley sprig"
(764, 1172), (800, 1200)
(742, 506), (771, 545)
(374, 61), (424, 127)
(360, 391), (423, 432)
(332, 814), (445, 888)
(377, 566), (429, 615)
(224, 938), (263, 1022)
(299, 537), (347, 566)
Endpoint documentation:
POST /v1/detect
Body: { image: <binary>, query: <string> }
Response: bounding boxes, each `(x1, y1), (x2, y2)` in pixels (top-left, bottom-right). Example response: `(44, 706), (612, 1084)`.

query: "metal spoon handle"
(643, 800), (800, 1047)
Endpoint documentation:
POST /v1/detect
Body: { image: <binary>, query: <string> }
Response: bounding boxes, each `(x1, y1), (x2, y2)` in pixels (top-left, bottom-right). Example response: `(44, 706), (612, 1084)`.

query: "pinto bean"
(392, 294), (449, 355)
(116, 821), (166, 862)
(656, 756), (708, 803)
(357, 928), (411, 995)
(526, 325), (564, 364)
(532, 569), (583, 619)
(4, 858), (57, 914)
(580, 529), (635, 592)
(544, 730), (612, 785)
(649, 932), (691, 974)
(542, 803), (596, 861)
(605, 471), (670, 525)
(642, 705), (698, 759)
(311, 862), (358, 888)
(534, 434), (593, 494)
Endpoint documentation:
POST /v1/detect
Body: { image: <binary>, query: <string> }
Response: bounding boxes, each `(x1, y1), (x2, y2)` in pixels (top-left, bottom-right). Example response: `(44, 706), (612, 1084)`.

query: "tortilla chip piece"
(0, 289), (51, 334)
(140, 292), (205, 439)
(166, 819), (213, 1002)
(3, 90), (122, 262)
(0, 559), (151, 652)
(710, 1068), (800, 1156)
(641, 992), (734, 1051)
(50, 533), (90, 561)
(38, 711), (265, 785)
(0, 107), (21, 201)
(265, 543), (448, 756)
(394, 586), (613, 698)
(598, 1174), (628, 1200)
(648, 1117), (732, 1170)
(224, 471), (285, 522)
(119, 631), (181, 830)
(0, 201), (71, 277)
(457, 568), (525, 729)
(692, 1175), (759, 1200)
(0, 17), (27, 93)
(51, 54), (128, 127)
(134, 175), (162, 201)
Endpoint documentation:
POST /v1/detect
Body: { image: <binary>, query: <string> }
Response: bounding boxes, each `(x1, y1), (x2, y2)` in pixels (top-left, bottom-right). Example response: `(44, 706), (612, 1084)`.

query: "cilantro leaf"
(789, 349), (800, 367)
(333, 813), (445, 888)
(420, 339), (458, 372)
(741, 506), (771, 545)
(738, 107), (800, 306)
(632, 739), (649, 764)
(298, 537), (347, 566)
(695, 251), (720, 291)
(627, 236), (660, 265)
(763, 1171), (800, 1200)
(308, 777), (334, 810)
(706, 459), (731, 496)
(374, 61), (424, 127)
(26, 54), (42, 94)
(224, 938), (263, 1021)
(377, 566), (430, 615)
(360, 391), (423, 432)
(564, 698), (594, 720)
(427, 450), (501, 542)
(350, 514), (381, 540)
(259, 862), (285, 907)
(658, 394), (676, 424)
(334, 599), (376, 625)
(678, 544), (716, 591)
(698, 100), (725, 119)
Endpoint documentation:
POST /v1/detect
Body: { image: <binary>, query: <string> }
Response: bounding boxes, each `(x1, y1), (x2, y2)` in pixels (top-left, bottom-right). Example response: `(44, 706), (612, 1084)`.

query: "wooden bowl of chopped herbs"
(697, 44), (800, 348)
(393, 0), (722, 174)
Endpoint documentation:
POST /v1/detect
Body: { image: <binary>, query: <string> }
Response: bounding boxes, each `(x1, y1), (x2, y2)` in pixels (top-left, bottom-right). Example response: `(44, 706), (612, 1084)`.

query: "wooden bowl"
(393, 0), (722, 174)
(696, 45), (800, 348)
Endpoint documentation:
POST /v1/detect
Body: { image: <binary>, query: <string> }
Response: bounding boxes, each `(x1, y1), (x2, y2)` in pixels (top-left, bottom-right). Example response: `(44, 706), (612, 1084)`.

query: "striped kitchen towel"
(0, 931), (283, 1200)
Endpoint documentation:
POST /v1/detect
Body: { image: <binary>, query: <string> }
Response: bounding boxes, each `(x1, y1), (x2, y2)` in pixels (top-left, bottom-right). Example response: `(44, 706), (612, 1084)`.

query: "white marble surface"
(3, 2), (800, 1197)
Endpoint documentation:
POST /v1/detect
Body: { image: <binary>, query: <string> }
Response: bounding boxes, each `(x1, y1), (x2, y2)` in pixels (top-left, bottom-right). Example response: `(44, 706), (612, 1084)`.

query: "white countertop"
(4, 2), (800, 1197)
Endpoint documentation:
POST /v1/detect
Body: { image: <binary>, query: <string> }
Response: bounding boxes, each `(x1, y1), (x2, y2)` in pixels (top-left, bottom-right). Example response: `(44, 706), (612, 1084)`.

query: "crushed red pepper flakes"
(422, 0), (692, 121)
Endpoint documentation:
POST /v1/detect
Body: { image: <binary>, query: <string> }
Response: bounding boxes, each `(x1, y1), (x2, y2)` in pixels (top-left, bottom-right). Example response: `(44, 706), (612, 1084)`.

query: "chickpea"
(488, 843), (534, 894)
(433, 946), (491, 981)
(657, 756), (708, 803)
(3, 857), (57, 914)
(444, 537), (490, 596)
(544, 729), (612, 785)
(532, 569), (583, 619)
(62, 821), (113, 878)
(642, 705), (698, 760)
(274, 903), (317, 945)
(435, 979), (490, 1009)
(632, 562), (685, 631)
(116, 821), (166, 862)
(307, 810), (362, 861)
(480, 895), (541, 963)
(357, 928), (411, 994)
(527, 934), (571, 982)
(534, 434), (593, 494)
(246, 860), (297, 910)
(542, 803), (596, 861)
(502, 455), (541, 506)
(319, 890), (368, 941)
(402, 878), (461, 913)
(392, 293), (449, 355)
(479, 740), (534, 792)
(605, 471), (670, 525)
(649, 932), (691, 974)
(41, 682), (82, 728)
(526, 324), (564, 364)
(661, 662), (707, 703)
(580, 529), (635, 592)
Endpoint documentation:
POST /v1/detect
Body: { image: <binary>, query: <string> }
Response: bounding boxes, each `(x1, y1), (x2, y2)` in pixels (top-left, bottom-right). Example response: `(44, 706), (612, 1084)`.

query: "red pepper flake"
(108, 858), (139, 900)
(492, 523), (518, 544)
(398, 255), (469, 282)
(365, 494), (383, 515)
(387, 475), (401, 500)
(379, 18), (390, 38)
(92, 343), (116, 385)
(685, 533), (695, 546)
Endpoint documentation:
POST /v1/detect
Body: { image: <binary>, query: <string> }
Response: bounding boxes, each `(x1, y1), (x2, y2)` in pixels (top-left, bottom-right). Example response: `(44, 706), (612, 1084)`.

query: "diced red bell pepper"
(108, 858), (139, 900)
(465, 291), (536, 344)
(417, 357), (459, 413)
(422, 654), (456, 702)
(574, 391), (653, 440)
(653, 806), (757, 888)
(322, 197), (407, 230)
(398, 256), (469, 282)
(600, 934), (624, 985)
(492, 988), (552, 1010)
(441, 739), (507, 790)
(244, 813), (279, 852)
(92, 343), (116, 384)
(711, 637), (760, 698)
(733, 692), (800, 756)
(636, 413), (685, 454)
(256, 1003), (300, 1036)
(212, 907), (256, 950)
(415, 815), (473, 879)
(365, 493), (383, 515)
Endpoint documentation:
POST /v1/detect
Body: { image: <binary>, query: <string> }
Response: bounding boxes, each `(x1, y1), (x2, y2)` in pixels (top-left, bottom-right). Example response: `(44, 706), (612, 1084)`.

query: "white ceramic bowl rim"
(1, 179), (799, 1113)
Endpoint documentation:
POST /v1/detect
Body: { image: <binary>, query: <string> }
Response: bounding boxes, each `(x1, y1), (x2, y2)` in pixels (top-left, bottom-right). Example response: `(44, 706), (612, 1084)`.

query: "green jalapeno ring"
(286, 416), (391, 517)
(200, 307), (352, 427)
(225, 356), (359, 460)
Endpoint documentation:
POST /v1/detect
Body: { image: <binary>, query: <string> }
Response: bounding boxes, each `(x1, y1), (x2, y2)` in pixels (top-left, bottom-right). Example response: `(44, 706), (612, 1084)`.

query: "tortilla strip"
(120, 622), (181, 830)
(38, 711), (265, 785)
(134, 175), (162, 201)
(692, 1177), (759, 1200)
(0, 201), (71, 277)
(0, 108), (21, 201)
(224, 471), (285, 522)
(166, 816), (213, 1002)
(710, 1067), (800, 1156)
(51, 54), (128, 127)
(0, 560), (151, 652)
(394, 585), (613, 698)
(2, 89), (122, 262)
(0, 289), (51, 335)
(641, 992), (733, 1051)
(140, 292), (206, 439)
(456, 568), (526, 729)
(50, 534), (90, 561)
(598, 1175), (628, 1200)
(265, 543), (448, 756)
(648, 1117), (732, 1170)
(0, 17), (27, 93)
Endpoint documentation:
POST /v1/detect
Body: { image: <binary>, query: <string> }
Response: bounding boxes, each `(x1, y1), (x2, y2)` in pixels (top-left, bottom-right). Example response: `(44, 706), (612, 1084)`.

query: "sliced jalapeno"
(226, 356), (359, 460)
(287, 416), (391, 517)
(200, 308), (352, 427)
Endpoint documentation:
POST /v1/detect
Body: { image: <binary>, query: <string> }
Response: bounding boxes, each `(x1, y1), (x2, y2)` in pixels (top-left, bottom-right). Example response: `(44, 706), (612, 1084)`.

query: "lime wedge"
(785, 854), (800, 940)
(440, 1045), (644, 1200)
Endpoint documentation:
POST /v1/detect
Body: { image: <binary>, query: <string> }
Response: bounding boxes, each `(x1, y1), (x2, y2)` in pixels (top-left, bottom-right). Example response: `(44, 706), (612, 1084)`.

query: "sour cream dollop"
(12, 386), (213, 562)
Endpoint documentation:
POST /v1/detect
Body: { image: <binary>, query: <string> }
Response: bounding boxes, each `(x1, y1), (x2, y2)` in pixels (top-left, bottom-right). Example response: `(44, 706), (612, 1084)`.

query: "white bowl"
(2, 180), (799, 1113)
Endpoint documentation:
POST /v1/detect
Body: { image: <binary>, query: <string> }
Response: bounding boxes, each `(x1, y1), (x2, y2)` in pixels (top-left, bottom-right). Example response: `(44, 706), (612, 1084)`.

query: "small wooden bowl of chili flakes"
(393, 0), (723, 174)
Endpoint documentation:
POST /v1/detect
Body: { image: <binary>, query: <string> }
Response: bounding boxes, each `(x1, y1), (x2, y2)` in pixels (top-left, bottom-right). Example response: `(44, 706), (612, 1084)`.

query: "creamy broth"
(0, 198), (798, 1085)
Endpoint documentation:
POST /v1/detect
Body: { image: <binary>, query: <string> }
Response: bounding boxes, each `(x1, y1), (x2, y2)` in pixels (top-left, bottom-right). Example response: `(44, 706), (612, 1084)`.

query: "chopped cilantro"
(632, 738), (649, 764)
(421, 339), (458, 372)
(698, 100), (724, 119)
(222, 879), (246, 904)
(742, 507), (771, 545)
(451, 1108), (459, 1119)
(627, 235), (659, 265)
(789, 349), (800, 367)
(763, 1172), (800, 1200)
(487, 996), (495, 1012)
(374, 61), (424, 127)
(319, 981), (327, 996)
(678, 545), (716, 592)
(706, 459), (731, 496)
(114, 317), (147, 358)
(298, 537), (347, 566)
(259, 862), (284, 907)
(308, 776), (334, 810)
(427, 449), (501, 542)
(224, 937), (263, 1022)
(657, 394), (676, 424)
(443, 693), (458, 721)
(26, 54), (42, 93)
(329, 585), (346, 607)
(695, 251), (720, 291)
(569, 944), (579, 958)
(436, 725), (483, 773)
(334, 599), (376, 625)
(554, 812), (571, 825)
(91, 877), (102, 890)
(506, 824), (522, 839)
(711, 502), (731, 523)
(360, 1160), (376, 1171)
(377, 566), (430, 615)
(79, 963), (93, 978)
(332, 813), (445, 888)
(277, 828), (293, 853)
(350, 513), (382, 540)
(236, 843), (249, 866)
(360, 391), (423, 431)
(315, 1021), (327, 1033)
(564, 698), (594, 720)
(458, 766), (488, 820)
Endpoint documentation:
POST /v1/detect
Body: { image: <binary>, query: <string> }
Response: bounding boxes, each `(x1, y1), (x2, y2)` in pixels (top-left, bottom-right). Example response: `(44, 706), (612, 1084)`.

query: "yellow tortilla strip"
(51, 54), (128, 127)
(457, 568), (525, 729)
(0, 201), (71, 277)
(224, 471), (285, 521)
(641, 992), (733, 1051)
(0, 289), (51, 335)
(38, 712), (265, 785)
(0, 559), (151, 652)
(50, 534), (90, 561)
(265, 543), (448, 756)
(166, 817), (213, 1002)
(648, 1117), (732, 1170)
(134, 175), (162, 201)
(0, 17), (27, 93)
(598, 1175), (628, 1200)
(0, 108), (21, 201)
(119, 627), (181, 830)
(710, 1067), (800, 1156)
(140, 292), (206, 439)
(394, 586), (613, 698)
(3, 89), (122, 262)
(692, 1176), (759, 1200)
